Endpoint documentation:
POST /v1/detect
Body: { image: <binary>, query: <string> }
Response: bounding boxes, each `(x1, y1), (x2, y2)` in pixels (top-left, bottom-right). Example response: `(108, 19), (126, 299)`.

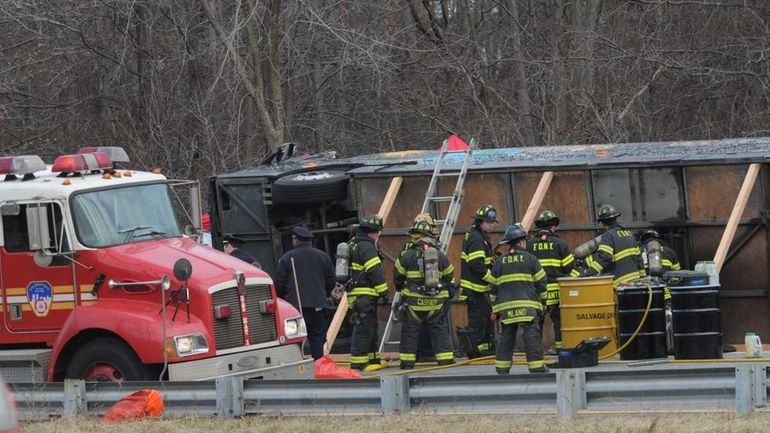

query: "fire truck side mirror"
(189, 185), (201, 232)
(25, 204), (51, 251)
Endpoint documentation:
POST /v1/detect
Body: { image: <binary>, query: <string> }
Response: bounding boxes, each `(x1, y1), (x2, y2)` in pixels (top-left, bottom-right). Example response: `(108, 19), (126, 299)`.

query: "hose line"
(599, 281), (653, 360)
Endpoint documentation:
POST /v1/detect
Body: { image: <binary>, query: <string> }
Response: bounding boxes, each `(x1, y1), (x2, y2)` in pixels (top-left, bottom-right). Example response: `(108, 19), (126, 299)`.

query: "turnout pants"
(349, 295), (380, 370)
(547, 305), (562, 349)
(495, 317), (544, 372)
(399, 304), (454, 367)
(466, 291), (495, 353)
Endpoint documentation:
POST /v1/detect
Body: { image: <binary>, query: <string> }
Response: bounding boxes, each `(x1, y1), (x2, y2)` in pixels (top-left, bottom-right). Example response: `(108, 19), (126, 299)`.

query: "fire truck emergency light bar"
(0, 155), (47, 177)
(52, 152), (113, 174)
(78, 146), (130, 163)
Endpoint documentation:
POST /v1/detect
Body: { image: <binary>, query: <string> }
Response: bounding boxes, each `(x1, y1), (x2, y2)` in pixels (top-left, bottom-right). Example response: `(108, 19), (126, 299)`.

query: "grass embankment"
(22, 413), (770, 433)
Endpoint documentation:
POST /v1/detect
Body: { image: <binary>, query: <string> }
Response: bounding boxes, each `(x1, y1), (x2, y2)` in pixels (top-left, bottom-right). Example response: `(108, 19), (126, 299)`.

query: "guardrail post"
(557, 369), (586, 419)
(735, 364), (761, 414)
(753, 364), (767, 408)
(216, 376), (244, 419)
(380, 376), (410, 414)
(735, 363), (767, 414)
(63, 379), (86, 417)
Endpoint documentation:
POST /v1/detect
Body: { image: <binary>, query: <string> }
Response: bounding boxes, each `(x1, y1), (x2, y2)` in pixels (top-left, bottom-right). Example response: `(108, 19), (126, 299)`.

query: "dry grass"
(21, 413), (770, 433)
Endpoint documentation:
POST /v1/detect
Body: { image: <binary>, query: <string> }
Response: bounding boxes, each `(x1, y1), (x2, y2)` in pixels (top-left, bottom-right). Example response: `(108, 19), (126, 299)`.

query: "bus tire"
(272, 171), (349, 205)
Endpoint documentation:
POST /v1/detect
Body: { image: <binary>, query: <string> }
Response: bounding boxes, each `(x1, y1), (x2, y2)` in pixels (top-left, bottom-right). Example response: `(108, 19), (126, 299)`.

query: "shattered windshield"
(72, 183), (182, 248)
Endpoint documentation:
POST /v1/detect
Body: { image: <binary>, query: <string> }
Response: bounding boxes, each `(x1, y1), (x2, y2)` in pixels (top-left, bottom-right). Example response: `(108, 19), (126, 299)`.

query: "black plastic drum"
(616, 283), (666, 360)
(670, 284), (722, 359)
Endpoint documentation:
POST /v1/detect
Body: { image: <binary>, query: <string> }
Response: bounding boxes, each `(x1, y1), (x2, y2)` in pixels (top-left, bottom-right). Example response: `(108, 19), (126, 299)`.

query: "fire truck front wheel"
(65, 338), (149, 382)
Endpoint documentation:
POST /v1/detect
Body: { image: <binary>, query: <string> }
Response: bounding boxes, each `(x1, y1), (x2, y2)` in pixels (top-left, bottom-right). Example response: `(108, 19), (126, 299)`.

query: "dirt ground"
(21, 413), (770, 433)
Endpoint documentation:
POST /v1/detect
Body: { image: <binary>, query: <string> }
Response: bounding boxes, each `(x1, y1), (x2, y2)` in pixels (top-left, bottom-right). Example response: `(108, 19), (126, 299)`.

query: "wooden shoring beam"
(714, 163), (760, 274)
(520, 171), (555, 231)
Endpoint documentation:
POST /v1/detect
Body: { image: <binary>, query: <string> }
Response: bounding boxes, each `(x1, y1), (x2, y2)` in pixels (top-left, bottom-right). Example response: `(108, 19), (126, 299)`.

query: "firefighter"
(348, 215), (389, 371)
(583, 204), (645, 286)
(459, 204), (499, 357)
(399, 213), (440, 361)
(527, 210), (577, 351)
(639, 229), (681, 300)
(491, 224), (548, 374)
(394, 218), (455, 369)
(639, 230), (681, 275)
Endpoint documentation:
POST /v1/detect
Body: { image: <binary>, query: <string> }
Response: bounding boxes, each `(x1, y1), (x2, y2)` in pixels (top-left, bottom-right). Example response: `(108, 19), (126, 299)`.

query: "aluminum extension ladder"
(378, 137), (478, 355)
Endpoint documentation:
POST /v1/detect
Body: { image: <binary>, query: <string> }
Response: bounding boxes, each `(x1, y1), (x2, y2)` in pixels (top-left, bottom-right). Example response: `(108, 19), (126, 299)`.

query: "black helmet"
(535, 210), (560, 228)
(359, 214), (384, 232)
(499, 223), (528, 246)
(597, 203), (621, 222)
(474, 204), (499, 223)
(409, 219), (435, 237)
(639, 229), (660, 244)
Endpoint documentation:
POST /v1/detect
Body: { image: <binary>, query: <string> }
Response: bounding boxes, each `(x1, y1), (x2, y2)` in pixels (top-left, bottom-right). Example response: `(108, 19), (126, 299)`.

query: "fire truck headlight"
(284, 317), (307, 338)
(172, 334), (208, 357)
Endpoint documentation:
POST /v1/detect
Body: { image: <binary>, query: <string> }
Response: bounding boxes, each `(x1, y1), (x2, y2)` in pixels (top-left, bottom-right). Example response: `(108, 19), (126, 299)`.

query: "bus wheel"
(65, 338), (149, 382)
(272, 170), (349, 205)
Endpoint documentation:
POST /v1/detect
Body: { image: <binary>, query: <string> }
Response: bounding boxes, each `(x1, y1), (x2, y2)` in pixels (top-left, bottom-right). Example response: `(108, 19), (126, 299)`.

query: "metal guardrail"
(10, 364), (769, 419)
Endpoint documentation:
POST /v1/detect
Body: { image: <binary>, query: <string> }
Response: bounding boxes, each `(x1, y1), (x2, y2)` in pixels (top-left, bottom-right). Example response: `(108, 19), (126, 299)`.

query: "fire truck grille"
(211, 285), (277, 350)
(245, 285), (277, 343)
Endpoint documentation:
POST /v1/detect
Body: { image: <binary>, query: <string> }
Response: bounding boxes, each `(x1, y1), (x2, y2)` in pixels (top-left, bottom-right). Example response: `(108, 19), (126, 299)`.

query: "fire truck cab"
(0, 148), (311, 382)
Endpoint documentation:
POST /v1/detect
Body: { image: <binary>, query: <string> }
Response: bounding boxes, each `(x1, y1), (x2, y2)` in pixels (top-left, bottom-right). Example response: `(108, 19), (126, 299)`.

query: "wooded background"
(2, 1), (769, 180)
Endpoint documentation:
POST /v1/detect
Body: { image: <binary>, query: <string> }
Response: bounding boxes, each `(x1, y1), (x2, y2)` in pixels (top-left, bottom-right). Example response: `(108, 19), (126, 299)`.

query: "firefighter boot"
(496, 368), (510, 375)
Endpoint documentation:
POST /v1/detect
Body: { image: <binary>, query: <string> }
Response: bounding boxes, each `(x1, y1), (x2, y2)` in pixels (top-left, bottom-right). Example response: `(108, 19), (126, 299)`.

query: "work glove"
(581, 268), (597, 277)
(331, 283), (345, 301)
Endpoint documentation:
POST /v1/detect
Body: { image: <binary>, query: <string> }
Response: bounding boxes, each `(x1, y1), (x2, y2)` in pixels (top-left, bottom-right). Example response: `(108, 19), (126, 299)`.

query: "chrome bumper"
(168, 343), (313, 381)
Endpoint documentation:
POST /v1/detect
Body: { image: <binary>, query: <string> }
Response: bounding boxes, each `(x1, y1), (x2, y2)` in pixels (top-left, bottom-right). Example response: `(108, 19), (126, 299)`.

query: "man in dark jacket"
(348, 215), (389, 371)
(492, 224), (548, 374)
(275, 226), (335, 360)
(224, 237), (259, 267)
(584, 204), (645, 287)
(459, 204), (499, 357)
(394, 217), (455, 369)
(527, 210), (577, 351)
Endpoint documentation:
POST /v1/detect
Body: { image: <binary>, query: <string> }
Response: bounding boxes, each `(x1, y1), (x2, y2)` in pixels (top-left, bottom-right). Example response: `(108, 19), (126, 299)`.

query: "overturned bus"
(208, 137), (770, 346)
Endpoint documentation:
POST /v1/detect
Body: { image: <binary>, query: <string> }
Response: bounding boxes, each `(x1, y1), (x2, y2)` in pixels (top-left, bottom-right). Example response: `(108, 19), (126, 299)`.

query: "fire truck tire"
(272, 170), (349, 205)
(65, 338), (149, 382)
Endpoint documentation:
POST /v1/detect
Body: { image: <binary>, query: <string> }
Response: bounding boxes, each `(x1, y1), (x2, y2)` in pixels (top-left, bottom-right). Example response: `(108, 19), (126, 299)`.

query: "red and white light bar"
(78, 147), (130, 163)
(0, 155), (47, 176)
(52, 152), (114, 174)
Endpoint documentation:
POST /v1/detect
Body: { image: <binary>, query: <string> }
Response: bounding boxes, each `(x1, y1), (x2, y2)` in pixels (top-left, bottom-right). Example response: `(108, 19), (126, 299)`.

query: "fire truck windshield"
(72, 183), (183, 248)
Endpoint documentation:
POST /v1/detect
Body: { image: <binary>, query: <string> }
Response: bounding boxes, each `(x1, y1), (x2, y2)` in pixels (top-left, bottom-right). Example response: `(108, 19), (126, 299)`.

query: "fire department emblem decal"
(27, 281), (53, 318)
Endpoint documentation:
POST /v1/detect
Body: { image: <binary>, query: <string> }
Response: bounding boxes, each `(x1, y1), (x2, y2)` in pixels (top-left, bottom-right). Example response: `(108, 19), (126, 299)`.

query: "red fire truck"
(0, 148), (312, 382)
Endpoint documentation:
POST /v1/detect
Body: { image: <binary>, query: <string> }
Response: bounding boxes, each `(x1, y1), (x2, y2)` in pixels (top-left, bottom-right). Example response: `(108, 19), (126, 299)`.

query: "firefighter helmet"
(474, 204), (499, 223)
(639, 229), (660, 244)
(409, 219), (436, 237)
(499, 223), (528, 245)
(359, 214), (384, 232)
(412, 213), (435, 226)
(535, 210), (560, 228)
(597, 203), (621, 222)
